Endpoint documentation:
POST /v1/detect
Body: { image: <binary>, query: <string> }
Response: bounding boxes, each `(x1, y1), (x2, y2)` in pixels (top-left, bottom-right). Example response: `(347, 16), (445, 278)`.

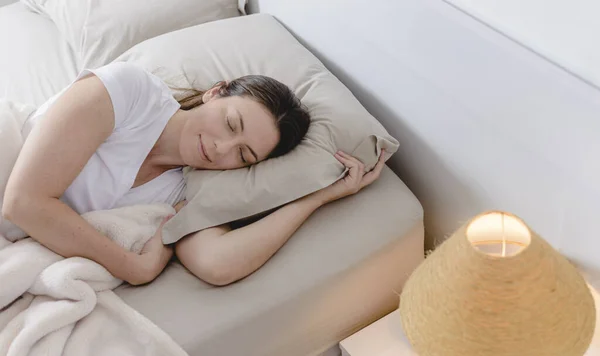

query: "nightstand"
(339, 309), (416, 356)
(339, 289), (600, 356)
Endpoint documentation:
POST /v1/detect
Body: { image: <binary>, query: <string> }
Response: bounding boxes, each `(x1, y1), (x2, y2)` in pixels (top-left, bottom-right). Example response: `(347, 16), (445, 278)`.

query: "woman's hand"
(128, 215), (174, 285)
(311, 150), (386, 205)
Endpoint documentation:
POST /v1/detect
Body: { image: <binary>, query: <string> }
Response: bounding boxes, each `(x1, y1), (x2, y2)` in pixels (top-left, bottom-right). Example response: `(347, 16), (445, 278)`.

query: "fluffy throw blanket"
(0, 99), (188, 356)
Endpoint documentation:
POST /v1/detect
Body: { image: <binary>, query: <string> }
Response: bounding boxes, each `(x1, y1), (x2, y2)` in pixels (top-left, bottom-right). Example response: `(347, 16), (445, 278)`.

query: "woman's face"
(180, 91), (280, 170)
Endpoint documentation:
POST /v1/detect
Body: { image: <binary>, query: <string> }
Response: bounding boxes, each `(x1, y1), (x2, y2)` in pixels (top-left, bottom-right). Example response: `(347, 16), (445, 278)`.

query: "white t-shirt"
(22, 62), (186, 215)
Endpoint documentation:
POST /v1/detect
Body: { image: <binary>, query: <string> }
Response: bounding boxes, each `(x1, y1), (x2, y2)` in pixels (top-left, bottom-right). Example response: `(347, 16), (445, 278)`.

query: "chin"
(190, 160), (208, 170)
(182, 150), (204, 169)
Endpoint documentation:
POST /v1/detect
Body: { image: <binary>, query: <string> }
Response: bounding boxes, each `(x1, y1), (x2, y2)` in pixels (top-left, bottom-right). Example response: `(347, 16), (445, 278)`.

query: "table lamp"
(399, 211), (596, 356)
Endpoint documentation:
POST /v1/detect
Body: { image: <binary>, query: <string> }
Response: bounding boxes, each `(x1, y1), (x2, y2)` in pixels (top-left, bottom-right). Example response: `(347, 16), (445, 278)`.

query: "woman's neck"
(146, 110), (187, 170)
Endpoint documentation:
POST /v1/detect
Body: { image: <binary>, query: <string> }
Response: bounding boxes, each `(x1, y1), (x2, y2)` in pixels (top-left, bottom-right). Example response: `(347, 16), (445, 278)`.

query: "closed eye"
(239, 147), (246, 164)
(227, 117), (235, 132)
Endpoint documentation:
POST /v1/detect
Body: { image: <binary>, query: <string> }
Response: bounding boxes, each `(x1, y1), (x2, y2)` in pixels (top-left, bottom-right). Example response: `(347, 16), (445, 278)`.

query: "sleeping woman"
(2, 62), (385, 286)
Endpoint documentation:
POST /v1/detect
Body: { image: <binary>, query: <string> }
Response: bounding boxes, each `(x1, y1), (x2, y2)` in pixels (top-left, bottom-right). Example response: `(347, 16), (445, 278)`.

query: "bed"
(0, 2), (425, 355)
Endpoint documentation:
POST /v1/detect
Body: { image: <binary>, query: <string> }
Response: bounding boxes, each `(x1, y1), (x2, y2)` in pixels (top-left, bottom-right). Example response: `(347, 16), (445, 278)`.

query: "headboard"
(248, 0), (600, 283)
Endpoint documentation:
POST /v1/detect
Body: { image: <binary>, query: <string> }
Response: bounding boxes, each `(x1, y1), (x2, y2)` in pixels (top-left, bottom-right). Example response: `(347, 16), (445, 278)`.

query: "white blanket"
(0, 99), (188, 356)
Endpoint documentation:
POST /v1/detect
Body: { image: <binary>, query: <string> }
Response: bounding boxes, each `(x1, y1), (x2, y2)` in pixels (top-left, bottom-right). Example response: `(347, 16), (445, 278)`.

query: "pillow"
(19, 0), (241, 70)
(115, 14), (400, 244)
(0, 3), (77, 107)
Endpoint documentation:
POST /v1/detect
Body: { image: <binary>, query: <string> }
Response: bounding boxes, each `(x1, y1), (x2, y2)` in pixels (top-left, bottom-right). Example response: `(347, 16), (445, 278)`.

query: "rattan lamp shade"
(400, 211), (596, 356)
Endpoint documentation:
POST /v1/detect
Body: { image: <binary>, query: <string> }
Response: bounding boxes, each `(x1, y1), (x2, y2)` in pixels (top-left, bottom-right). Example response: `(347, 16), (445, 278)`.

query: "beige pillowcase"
(19, 0), (240, 69)
(116, 14), (400, 244)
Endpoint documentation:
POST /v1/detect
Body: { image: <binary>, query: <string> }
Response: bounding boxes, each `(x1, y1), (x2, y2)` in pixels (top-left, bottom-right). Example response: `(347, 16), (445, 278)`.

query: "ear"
(201, 81), (227, 103)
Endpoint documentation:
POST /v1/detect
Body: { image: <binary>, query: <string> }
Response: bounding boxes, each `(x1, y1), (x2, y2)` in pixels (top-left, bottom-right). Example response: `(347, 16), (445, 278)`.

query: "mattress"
(115, 166), (424, 356)
(0, 3), (77, 107)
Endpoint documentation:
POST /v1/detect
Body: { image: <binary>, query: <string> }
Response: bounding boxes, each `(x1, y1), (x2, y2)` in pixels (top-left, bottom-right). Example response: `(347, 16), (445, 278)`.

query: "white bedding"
(0, 207), (187, 356)
(0, 205), (187, 356)
(0, 3), (77, 106)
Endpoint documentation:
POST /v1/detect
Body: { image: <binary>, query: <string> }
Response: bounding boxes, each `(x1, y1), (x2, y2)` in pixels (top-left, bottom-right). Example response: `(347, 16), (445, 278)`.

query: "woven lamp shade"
(400, 211), (596, 356)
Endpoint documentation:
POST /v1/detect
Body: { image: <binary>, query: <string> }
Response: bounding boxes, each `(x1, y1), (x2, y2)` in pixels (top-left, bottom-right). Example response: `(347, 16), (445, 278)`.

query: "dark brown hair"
(177, 75), (311, 159)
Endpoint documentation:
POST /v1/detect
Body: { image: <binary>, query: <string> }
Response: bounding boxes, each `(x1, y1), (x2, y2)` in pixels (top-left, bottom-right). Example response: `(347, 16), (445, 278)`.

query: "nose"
(213, 137), (242, 158)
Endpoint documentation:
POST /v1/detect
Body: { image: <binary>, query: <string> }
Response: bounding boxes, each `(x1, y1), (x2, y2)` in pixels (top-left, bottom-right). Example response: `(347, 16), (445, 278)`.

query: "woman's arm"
(175, 150), (386, 286)
(2, 75), (171, 285)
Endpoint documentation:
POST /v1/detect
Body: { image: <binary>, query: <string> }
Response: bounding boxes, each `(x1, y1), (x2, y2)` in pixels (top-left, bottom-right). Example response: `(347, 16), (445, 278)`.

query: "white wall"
(445, 0), (600, 88)
(248, 0), (600, 280)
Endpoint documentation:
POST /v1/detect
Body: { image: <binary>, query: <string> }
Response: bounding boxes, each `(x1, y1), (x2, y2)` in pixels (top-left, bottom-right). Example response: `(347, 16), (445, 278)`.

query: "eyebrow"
(237, 109), (258, 163)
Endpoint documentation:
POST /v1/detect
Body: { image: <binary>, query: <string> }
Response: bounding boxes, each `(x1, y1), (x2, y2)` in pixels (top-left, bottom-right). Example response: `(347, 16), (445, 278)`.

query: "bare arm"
(2, 75), (170, 285)
(175, 193), (323, 286)
(175, 150), (386, 286)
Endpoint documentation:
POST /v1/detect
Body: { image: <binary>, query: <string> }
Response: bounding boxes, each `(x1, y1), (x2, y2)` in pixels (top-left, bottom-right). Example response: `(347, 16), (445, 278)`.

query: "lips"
(198, 135), (212, 162)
